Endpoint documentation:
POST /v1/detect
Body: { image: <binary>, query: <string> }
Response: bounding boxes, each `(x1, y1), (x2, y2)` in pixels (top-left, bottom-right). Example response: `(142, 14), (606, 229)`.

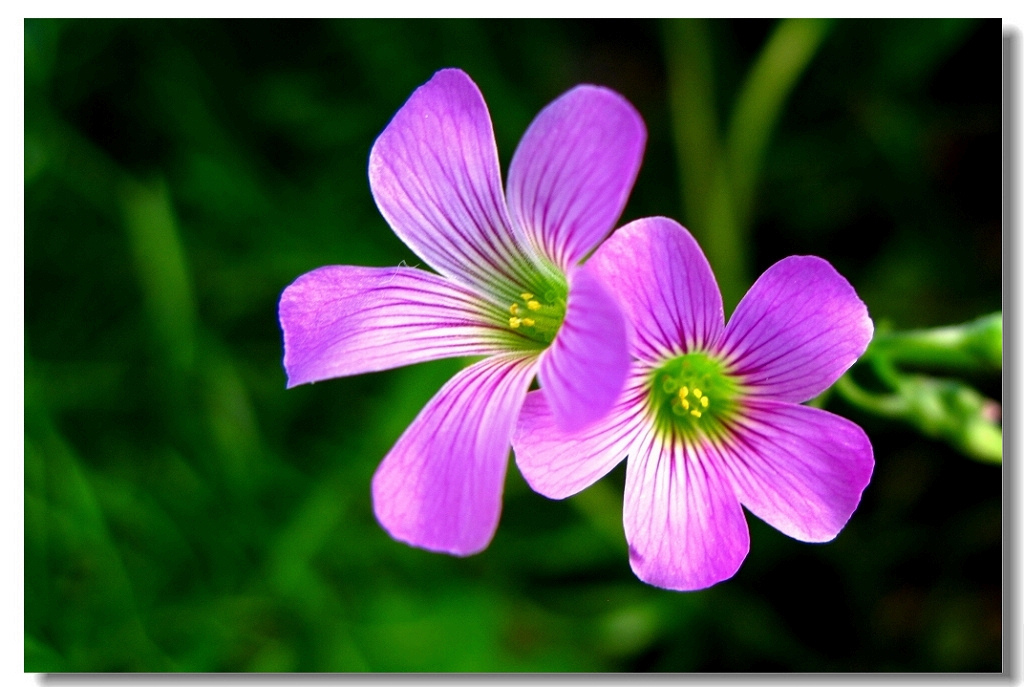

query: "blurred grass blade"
(25, 348), (178, 670)
(726, 19), (834, 234)
(662, 19), (744, 310)
(663, 19), (832, 310)
(662, 18), (721, 235)
(119, 178), (198, 374)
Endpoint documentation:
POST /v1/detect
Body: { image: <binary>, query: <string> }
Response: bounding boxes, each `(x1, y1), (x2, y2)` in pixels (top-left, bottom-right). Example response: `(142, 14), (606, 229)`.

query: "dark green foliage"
(24, 19), (1001, 672)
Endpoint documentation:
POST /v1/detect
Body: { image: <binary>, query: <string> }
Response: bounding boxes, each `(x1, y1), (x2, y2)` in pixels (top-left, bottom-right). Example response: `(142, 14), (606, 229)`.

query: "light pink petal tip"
(279, 265), (506, 387)
(718, 401), (874, 542)
(507, 85), (646, 270)
(719, 255), (873, 403)
(513, 370), (650, 499)
(368, 68), (534, 295)
(371, 354), (538, 556)
(537, 265), (631, 432)
(624, 434), (750, 591)
(590, 217), (725, 363)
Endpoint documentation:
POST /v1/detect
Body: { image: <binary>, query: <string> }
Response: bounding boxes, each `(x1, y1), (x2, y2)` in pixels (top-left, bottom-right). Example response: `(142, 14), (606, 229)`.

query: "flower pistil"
(650, 352), (742, 441)
(506, 283), (567, 346)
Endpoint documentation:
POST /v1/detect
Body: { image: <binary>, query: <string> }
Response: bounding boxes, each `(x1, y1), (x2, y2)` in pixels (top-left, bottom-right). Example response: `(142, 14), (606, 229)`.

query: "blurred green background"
(24, 19), (1001, 672)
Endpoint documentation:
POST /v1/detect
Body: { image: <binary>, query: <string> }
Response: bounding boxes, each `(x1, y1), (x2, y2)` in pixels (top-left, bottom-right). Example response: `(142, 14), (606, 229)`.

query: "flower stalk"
(834, 312), (1002, 464)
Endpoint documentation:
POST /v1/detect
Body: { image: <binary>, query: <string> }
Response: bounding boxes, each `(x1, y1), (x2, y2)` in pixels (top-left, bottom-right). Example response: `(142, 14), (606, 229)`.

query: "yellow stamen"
(700, 396), (709, 408)
(527, 300), (542, 311)
(690, 409), (702, 418)
(509, 303), (520, 315)
(680, 386), (689, 398)
(520, 292), (534, 300)
(693, 388), (703, 399)
(522, 318), (535, 327)
(509, 317), (522, 329)
(680, 398), (690, 410)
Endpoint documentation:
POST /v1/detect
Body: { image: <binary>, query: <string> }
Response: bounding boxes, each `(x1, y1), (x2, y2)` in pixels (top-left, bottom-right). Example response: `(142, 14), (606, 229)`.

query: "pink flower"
(279, 69), (646, 556)
(513, 217), (875, 591)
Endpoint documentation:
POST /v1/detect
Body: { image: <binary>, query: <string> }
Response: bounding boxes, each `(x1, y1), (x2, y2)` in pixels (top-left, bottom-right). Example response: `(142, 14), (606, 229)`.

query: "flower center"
(649, 352), (742, 440)
(506, 285), (566, 346)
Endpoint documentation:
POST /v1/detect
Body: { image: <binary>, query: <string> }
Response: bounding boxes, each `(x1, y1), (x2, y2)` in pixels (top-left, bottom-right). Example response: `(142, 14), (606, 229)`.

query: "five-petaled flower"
(513, 217), (875, 591)
(279, 68), (646, 556)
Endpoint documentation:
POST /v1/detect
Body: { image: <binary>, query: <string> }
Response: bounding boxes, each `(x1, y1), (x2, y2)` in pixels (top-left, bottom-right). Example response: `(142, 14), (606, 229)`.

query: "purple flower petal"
(624, 432), (750, 591)
(717, 256), (873, 403)
(368, 69), (535, 296)
(371, 353), (538, 556)
(716, 400), (874, 542)
(513, 369), (650, 499)
(506, 85), (646, 270)
(536, 264), (631, 431)
(590, 217), (725, 363)
(280, 265), (511, 387)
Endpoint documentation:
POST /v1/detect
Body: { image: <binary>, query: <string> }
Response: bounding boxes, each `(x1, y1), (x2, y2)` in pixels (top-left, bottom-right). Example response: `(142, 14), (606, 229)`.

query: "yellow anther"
(690, 409), (702, 418)
(509, 303), (520, 315)
(700, 396), (709, 408)
(693, 388), (703, 399)
(522, 318), (535, 327)
(680, 386), (689, 398)
(509, 317), (522, 329)
(520, 292), (534, 300)
(527, 300), (542, 311)
(680, 398), (690, 410)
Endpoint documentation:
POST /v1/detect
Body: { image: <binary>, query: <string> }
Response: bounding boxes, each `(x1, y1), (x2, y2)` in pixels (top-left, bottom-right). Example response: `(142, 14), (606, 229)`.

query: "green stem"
(868, 312), (1002, 373)
(834, 364), (1002, 465)
(725, 18), (834, 234)
(833, 374), (906, 418)
(663, 18), (834, 311)
(662, 18), (720, 237)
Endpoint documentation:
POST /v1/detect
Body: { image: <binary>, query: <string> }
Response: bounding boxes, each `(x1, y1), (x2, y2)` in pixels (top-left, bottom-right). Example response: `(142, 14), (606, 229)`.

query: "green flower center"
(649, 352), (742, 440)
(505, 276), (567, 347)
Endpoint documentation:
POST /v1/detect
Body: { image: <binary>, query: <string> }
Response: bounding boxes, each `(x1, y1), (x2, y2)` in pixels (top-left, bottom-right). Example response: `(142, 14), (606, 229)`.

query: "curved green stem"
(834, 362), (1002, 465)
(833, 374), (906, 418)
(663, 18), (833, 311)
(726, 18), (834, 234)
(868, 312), (1002, 373)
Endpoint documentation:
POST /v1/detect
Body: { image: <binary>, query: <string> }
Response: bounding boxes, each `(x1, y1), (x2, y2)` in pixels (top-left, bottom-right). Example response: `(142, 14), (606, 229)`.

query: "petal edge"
(507, 85), (646, 269)
(624, 432), (750, 591)
(280, 265), (508, 387)
(719, 256), (873, 403)
(717, 401), (874, 543)
(368, 68), (535, 297)
(513, 369), (649, 500)
(371, 353), (538, 556)
(537, 264), (631, 432)
(590, 217), (725, 363)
